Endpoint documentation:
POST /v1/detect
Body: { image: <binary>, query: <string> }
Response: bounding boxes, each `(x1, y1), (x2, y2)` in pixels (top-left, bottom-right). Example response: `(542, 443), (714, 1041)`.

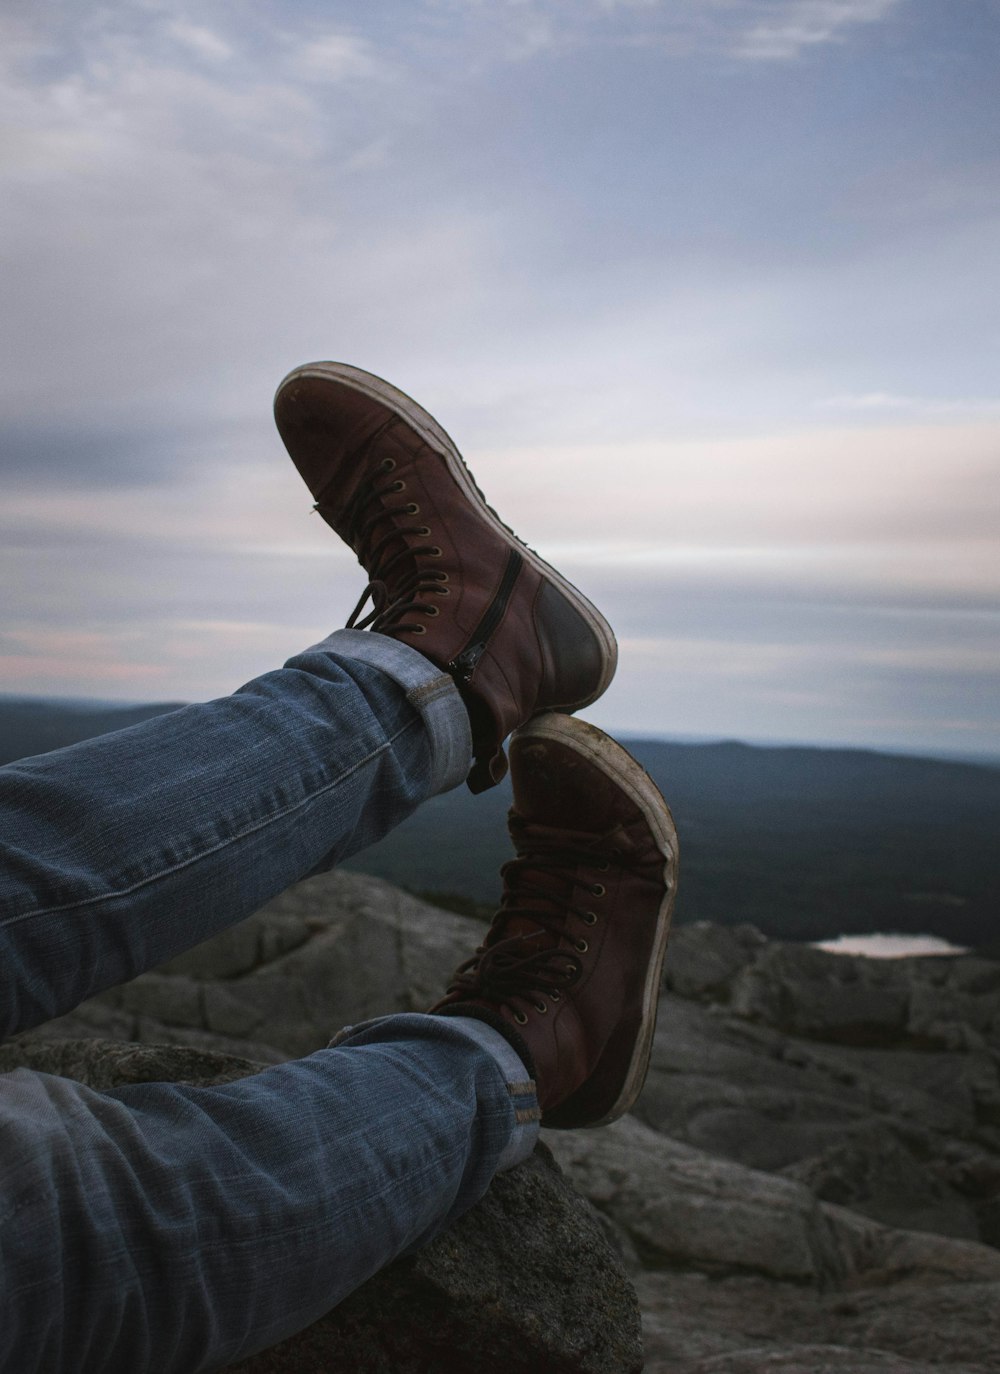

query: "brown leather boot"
(273, 362), (617, 792)
(431, 713), (678, 1128)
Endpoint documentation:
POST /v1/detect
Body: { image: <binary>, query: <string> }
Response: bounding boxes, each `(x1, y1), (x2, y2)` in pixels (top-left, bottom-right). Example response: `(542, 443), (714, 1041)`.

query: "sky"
(2, 0), (998, 756)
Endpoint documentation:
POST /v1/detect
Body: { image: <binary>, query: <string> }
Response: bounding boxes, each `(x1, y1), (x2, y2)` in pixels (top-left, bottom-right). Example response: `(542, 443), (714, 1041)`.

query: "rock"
(663, 922), (766, 1000)
(818, 1279), (1000, 1369)
(635, 1267), (1000, 1373)
(0, 1036), (264, 1089)
(544, 1116), (1000, 1289)
(11, 876), (1000, 1372)
(0, 1038), (642, 1374)
(728, 943), (912, 1044)
(778, 1130), (967, 1238)
(229, 1147), (642, 1374)
(27, 871), (481, 1061)
(663, 1346), (995, 1374)
(635, 930), (1000, 1247)
(543, 1116), (846, 1283)
(823, 1199), (1000, 1286)
(724, 934), (1000, 1054)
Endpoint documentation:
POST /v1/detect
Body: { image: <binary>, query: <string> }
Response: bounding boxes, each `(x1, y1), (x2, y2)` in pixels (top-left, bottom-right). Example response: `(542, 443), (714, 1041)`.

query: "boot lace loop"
(314, 421), (445, 635)
(446, 823), (630, 1008)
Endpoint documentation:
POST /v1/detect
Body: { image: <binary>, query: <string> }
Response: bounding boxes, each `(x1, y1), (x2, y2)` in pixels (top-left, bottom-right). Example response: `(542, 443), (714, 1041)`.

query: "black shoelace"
(314, 426), (448, 636)
(447, 825), (621, 1008)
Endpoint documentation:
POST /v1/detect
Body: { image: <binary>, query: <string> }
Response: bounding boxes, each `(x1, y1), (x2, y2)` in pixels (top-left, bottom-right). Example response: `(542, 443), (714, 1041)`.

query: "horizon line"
(2, 691), (998, 770)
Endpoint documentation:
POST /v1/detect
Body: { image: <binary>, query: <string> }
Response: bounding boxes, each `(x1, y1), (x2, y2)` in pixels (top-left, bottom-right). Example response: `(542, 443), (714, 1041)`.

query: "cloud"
(822, 391), (923, 410)
(428, 0), (904, 62)
(730, 0), (901, 61)
(820, 392), (1000, 416)
(588, 614), (1000, 753)
(841, 159), (1000, 228)
(0, 420), (242, 489)
(0, 0), (936, 467)
(166, 20), (233, 63)
(4, 408), (997, 752)
(1, 0), (994, 753)
(478, 421), (1000, 553)
(294, 33), (387, 83)
(0, 6), (503, 458)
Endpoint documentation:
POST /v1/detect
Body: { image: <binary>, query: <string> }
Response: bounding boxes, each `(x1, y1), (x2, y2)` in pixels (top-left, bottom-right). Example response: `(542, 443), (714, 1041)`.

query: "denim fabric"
(0, 630), (472, 1038)
(0, 1014), (537, 1372)
(0, 634), (539, 1373)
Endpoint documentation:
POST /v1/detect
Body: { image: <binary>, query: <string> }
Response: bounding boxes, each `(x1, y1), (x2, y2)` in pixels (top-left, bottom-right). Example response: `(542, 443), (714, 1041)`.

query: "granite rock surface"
(9, 870), (1000, 1372)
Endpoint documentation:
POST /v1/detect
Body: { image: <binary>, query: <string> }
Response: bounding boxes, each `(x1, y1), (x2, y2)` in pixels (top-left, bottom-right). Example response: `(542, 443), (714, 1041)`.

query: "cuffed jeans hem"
(330, 1012), (540, 1174)
(441, 1015), (541, 1171)
(306, 629), (472, 796)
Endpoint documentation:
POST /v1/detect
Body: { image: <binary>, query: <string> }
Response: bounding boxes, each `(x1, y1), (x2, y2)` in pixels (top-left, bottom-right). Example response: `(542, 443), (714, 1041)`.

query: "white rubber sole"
(275, 361), (619, 705)
(514, 712), (678, 1127)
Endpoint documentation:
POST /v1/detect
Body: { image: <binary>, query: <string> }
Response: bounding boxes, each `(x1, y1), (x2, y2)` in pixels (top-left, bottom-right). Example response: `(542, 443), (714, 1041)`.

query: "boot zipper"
(448, 549), (523, 684)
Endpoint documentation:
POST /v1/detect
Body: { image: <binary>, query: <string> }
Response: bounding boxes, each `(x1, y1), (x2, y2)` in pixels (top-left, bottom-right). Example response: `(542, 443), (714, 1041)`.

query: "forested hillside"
(2, 698), (997, 947)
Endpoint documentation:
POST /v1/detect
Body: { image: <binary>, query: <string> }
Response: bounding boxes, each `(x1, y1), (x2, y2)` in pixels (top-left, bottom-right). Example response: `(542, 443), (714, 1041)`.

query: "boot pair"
(275, 363), (678, 1128)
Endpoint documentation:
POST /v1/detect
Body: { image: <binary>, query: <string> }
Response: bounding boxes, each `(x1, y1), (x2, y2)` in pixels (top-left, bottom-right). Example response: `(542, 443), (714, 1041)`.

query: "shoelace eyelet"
(514, 1009), (528, 1025)
(575, 938), (589, 953)
(429, 546), (442, 558)
(582, 911), (598, 926)
(590, 883), (606, 897)
(436, 585), (451, 596)
(380, 458), (396, 473)
(549, 989), (561, 1003)
(416, 526), (431, 537)
(411, 625), (426, 635)
(534, 999), (548, 1014)
(390, 479), (406, 493)
(425, 605), (439, 617)
(405, 503), (420, 515)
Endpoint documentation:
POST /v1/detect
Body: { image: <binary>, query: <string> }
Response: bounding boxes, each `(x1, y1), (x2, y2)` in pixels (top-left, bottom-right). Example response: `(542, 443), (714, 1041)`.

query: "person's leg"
(0, 1013), (539, 1374)
(0, 364), (625, 1374)
(0, 630), (471, 1040)
(1, 710), (677, 1374)
(0, 359), (617, 1042)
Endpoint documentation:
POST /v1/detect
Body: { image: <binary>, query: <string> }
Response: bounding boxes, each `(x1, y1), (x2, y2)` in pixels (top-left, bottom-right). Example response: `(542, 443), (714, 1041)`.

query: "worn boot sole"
(515, 713), (678, 1129)
(274, 362), (618, 709)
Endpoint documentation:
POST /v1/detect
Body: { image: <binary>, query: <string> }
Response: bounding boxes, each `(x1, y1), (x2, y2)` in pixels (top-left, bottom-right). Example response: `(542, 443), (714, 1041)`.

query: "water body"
(815, 933), (969, 959)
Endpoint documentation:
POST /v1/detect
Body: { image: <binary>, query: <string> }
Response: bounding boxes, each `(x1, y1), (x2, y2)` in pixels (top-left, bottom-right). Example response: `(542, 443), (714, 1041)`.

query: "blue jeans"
(0, 631), (540, 1373)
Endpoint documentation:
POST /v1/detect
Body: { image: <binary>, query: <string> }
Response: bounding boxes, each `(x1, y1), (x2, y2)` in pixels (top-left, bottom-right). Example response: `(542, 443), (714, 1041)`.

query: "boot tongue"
(497, 804), (659, 950)
(495, 814), (619, 950)
(489, 815), (569, 950)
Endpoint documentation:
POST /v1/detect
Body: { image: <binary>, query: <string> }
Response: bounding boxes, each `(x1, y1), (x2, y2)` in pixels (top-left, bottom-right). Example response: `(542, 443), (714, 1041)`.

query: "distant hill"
(0, 697), (186, 764)
(2, 696), (998, 947)
(343, 737), (1000, 947)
